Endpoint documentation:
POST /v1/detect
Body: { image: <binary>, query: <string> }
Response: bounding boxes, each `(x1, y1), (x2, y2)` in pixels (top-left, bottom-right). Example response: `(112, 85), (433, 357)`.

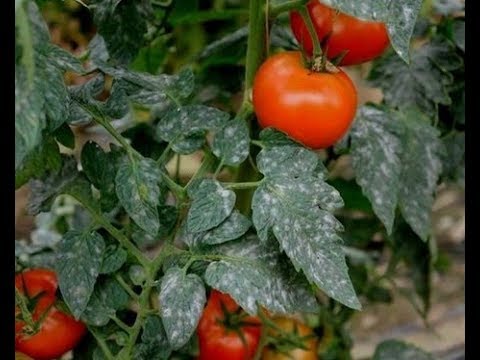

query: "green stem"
(75, 197), (149, 268)
(90, 326), (115, 360)
(223, 180), (264, 190)
(244, 0), (267, 96)
(185, 150), (216, 189)
(269, 0), (308, 17)
(15, 287), (36, 332)
(110, 314), (132, 333)
(115, 273), (139, 300)
(161, 172), (186, 199)
(157, 142), (173, 166)
(299, 6), (323, 58)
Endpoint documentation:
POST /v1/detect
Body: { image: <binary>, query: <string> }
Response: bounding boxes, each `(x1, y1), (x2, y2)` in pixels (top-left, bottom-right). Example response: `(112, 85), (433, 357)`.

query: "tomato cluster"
(253, 1), (389, 149)
(15, 269), (86, 360)
(290, 1), (390, 66)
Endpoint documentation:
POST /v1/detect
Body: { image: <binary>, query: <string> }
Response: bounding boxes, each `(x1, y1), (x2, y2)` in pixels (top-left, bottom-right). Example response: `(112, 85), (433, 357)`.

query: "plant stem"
(90, 326), (115, 360)
(161, 172), (186, 199)
(157, 142), (173, 166)
(223, 180), (264, 190)
(299, 6), (323, 58)
(185, 150), (216, 189)
(269, 0), (308, 17)
(115, 273), (139, 300)
(244, 0), (267, 96)
(15, 287), (36, 331)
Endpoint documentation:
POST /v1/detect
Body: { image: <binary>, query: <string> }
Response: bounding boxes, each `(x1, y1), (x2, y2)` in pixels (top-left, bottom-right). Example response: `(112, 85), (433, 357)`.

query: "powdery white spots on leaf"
(56, 230), (105, 319)
(205, 235), (318, 315)
(373, 339), (434, 360)
(156, 105), (229, 155)
(115, 156), (161, 235)
(186, 179), (236, 233)
(350, 106), (403, 233)
(212, 120), (250, 166)
(159, 268), (206, 350)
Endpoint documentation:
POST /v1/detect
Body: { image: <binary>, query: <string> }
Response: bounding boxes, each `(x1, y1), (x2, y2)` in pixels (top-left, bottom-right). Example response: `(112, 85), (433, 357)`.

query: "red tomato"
(197, 290), (262, 360)
(290, 1), (390, 66)
(252, 51), (357, 149)
(15, 269), (87, 360)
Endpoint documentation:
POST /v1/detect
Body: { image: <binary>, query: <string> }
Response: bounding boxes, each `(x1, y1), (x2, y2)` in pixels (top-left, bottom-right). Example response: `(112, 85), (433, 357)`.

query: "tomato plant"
(14, 0), (464, 359)
(15, 269), (86, 360)
(197, 290), (262, 360)
(252, 51), (357, 149)
(290, 1), (390, 66)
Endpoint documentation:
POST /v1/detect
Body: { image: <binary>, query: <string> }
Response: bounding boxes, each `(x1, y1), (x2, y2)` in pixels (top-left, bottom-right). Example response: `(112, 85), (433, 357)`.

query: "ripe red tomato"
(197, 290), (262, 360)
(15, 269), (87, 360)
(261, 317), (318, 360)
(252, 51), (357, 149)
(290, 1), (390, 66)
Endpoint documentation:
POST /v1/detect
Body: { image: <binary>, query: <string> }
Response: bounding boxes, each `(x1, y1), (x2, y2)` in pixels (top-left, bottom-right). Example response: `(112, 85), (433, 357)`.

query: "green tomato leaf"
(15, 136), (62, 189)
(115, 156), (162, 235)
(259, 128), (301, 148)
(56, 230), (106, 319)
(93, 0), (150, 65)
(133, 315), (172, 360)
(159, 268), (206, 350)
(204, 235), (319, 315)
(82, 277), (130, 327)
(373, 339), (434, 360)
(397, 109), (444, 241)
(369, 38), (463, 114)
(349, 106), (403, 233)
(156, 105), (229, 155)
(100, 245), (127, 274)
(212, 120), (250, 166)
(131, 205), (178, 248)
(182, 210), (251, 247)
(186, 179), (236, 233)
(252, 146), (359, 310)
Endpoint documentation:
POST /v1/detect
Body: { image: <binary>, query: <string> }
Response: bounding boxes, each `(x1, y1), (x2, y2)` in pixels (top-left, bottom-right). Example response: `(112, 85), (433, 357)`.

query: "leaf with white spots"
(397, 109), (444, 241)
(159, 268), (206, 350)
(252, 145), (359, 309)
(133, 315), (172, 360)
(212, 120), (250, 166)
(204, 235), (318, 315)
(56, 230), (106, 319)
(327, 0), (423, 62)
(102, 66), (195, 108)
(182, 210), (251, 247)
(373, 339), (434, 360)
(115, 156), (161, 235)
(349, 106), (404, 234)
(186, 179), (236, 233)
(369, 38), (463, 114)
(100, 244), (127, 274)
(82, 277), (130, 327)
(156, 105), (229, 155)
(257, 146), (320, 178)
(259, 128), (300, 147)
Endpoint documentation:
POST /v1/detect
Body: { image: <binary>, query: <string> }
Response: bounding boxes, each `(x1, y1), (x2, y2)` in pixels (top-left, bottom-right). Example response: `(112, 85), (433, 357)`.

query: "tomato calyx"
(216, 299), (261, 346)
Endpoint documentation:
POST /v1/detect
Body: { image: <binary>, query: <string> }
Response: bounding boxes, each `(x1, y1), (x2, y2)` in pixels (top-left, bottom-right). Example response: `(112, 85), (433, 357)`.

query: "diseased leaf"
(100, 245), (127, 274)
(93, 0), (151, 65)
(373, 339), (434, 360)
(156, 105), (229, 155)
(159, 268), (206, 350)
(182, 210), (251, 247)
(212, 120), (250, 166)
(259, 128), (300, 147)
(15, 136), (62, 189)
(397, 110), (444, 241)
(186, 179), (236, 233)
(252, 146), (359, 309)
(56, 230), (106, 319)
(369, 39), (463, 113)
(348, 106), (445, 240)
(132, 205), (178, 248)
(115, 156), (161, 235)
(133, 315), (172, 360)
(204, 235), (318, 315)
(349, 106), (403, 233)
(82, 277), (130, 326)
